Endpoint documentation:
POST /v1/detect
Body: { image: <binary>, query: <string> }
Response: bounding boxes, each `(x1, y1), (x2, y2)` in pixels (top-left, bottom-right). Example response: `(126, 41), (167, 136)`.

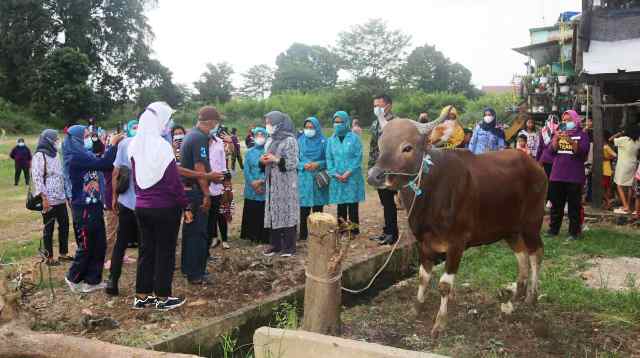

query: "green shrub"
(0, 98), (44, 134)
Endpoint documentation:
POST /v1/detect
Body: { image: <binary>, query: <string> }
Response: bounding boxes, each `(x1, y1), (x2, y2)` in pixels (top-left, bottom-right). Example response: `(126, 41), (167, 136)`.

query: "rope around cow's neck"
(338, 154), (431, 294)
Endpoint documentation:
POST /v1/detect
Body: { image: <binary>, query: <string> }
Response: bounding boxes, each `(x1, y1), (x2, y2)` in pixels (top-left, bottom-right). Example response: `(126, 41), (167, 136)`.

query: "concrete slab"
(253, 327), (448, 358)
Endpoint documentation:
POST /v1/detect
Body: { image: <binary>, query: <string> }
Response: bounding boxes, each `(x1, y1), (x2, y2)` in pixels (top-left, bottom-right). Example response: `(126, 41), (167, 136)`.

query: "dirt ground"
(341, 278), (640, 357)
(581, 257), (640, 291)
(8, 192), (402, 347)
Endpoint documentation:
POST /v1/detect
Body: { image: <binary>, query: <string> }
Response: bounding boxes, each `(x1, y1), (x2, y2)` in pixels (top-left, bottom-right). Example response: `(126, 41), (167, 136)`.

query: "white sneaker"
(280, 253), (294, 258)
(546, 201), (552, 209)
(211, 238), (220, 248)
(82, 282), (107, 293)
(222, 242), (230, 250)
(65, 276), (83, 293)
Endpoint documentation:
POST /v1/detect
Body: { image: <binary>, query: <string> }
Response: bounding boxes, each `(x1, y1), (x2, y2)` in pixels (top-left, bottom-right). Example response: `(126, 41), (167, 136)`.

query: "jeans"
(109, 205), (139, 283)
(549, 181), (582, 237)
(42, 203), (69, 258)
(67, 204), (106, 285)
(181, 190), (209, 281)
(136, 206), (181, 298)
(377, 189), (398, 237)
(299, 206), (323, 240)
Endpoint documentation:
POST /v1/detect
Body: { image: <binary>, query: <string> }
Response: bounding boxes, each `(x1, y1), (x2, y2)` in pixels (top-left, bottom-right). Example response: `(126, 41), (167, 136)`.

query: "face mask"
(373, 106), (385, 117)
(304, 129), (316, 138)
(565, 122), (576, 130)
(17, 142), (25, 147)
(84, 137), (93, 150)
(334, 123), (347, 136)
(255, 137), (266, 146)
(173, 134), (185, 141)
(128, 129), (137, 137)
(91, 137), (98, 142)
(209, 128), (218, 137)
(266, 124), (275, 135)
(483, 116), (494, 124)
(56, 142), (62, 150)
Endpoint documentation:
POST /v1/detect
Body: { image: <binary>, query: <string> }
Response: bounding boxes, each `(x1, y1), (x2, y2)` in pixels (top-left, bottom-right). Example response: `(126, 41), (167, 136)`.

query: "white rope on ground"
(339, 155), (427, 294)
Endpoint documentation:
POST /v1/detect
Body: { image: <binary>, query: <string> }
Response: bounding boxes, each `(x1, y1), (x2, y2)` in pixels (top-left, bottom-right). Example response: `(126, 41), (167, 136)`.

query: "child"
(602, 130), (617, 210)
(516, 132), (529, 155)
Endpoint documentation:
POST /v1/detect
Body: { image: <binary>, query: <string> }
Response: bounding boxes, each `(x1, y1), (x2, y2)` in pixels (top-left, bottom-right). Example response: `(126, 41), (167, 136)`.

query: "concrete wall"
(253, 327), (448, 358)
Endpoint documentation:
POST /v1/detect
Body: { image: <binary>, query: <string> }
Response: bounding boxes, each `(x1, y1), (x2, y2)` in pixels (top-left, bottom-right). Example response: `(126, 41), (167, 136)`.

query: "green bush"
(0, 98), (44, 134)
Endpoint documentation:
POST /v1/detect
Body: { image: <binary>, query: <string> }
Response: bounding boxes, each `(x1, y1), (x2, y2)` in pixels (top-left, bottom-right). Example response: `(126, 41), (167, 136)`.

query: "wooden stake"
(592, 83), (604, 209)
(302, 213), (346, 335)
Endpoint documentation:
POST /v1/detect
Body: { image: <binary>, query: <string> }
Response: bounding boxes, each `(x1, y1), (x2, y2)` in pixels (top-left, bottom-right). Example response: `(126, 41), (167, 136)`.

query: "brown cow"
(367, 118), (547, 337)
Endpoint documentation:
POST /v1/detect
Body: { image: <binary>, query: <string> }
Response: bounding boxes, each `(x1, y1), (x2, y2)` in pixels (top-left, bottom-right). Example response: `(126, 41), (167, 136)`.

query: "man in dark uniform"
(369, 94), (398, 246)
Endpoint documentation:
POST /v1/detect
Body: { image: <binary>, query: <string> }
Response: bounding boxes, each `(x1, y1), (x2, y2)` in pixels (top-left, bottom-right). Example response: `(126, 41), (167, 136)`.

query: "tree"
(399, 44), (479, 98)
(240, 64), (274, 99)
(335, 19), (411, 82)
(271, 43), (340, 93)
(0, 0), (57, 105)
(33, 47), (93, 119)
(135, 59), (186, 107)
(193, 62), (234, 103)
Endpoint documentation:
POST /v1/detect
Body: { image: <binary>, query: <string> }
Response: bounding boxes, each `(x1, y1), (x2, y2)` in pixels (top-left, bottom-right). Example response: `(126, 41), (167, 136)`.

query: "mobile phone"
(559, 123), (567, 132)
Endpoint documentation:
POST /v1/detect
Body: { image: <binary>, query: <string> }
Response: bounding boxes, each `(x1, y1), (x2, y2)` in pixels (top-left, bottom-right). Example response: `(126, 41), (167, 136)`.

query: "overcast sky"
(147, 0), (581, 89)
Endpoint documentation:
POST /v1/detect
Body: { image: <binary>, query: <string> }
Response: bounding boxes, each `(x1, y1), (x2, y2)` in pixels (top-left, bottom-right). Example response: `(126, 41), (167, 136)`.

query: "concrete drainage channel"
(151, 236), (419, 357)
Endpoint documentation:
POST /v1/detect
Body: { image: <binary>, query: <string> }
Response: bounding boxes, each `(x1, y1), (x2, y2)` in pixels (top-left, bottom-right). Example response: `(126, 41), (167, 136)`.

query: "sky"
(147, 0), (581, 89)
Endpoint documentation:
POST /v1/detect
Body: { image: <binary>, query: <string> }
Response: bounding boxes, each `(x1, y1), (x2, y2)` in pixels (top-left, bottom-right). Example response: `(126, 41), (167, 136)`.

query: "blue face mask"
(565, 122), (576, 130)
(334, 122), (347, 136)
(84, 137), (93, 150)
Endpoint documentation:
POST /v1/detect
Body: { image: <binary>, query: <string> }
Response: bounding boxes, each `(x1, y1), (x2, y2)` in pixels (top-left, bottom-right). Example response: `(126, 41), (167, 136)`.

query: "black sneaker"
(378, 234), (398, 246)
(133, 296), (157, 310)
(105, 278), (119, 296)
(155, 297), (186, 311)
(369, 234), (385, 242)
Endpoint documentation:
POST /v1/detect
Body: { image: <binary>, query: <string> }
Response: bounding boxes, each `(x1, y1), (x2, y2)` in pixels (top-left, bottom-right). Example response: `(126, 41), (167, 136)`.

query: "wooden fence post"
(302, 212), (347, 335)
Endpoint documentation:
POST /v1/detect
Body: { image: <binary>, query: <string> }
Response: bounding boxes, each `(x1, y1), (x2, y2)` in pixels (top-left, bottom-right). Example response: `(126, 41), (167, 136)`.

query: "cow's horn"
(411, 113), (448, 135)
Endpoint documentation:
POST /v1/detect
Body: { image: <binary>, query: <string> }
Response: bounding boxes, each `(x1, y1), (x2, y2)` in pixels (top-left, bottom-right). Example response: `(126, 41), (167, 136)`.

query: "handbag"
(115, 165), (130, 194)
(315, 170), (330, 189)
(26, 153), (47, 211)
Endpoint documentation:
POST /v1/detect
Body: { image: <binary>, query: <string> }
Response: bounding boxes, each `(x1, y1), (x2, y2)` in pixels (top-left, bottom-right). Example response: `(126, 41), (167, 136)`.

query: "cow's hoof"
(430, 325), (445, 338)
(414, 301), (427, 314)
(525, 294), (538, 306)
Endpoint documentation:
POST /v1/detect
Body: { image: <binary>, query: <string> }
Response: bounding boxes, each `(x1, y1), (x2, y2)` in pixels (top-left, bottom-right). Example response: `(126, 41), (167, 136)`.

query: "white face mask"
(56, 141), (62, 150)
(303, 129), (316, 138)
(483, 116), (494, 124)
(17, 142), (25, 147)
(255, 137), (266, 146)
(373, 106), (385, 118)
(266, 124), (275, 135)
(173, 134), (185, 141)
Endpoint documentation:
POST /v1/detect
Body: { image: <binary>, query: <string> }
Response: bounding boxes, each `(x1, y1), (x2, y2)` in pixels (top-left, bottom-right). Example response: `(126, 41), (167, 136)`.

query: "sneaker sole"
(156, 299), (186, 311)
(263, 252), (276, 257)
(64, 277), (79, 293)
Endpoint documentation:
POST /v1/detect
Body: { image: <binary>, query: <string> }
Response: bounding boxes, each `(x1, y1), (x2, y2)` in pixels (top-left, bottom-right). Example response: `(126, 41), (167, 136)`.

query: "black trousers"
(109, 205), (140, 282)
(543, 163), (553, 202)
(549, 181), (582, 237)
(270, 226), (296, 254)
(14, 165), (30, 185)
(377, 189), (398, 237)
(135, 206), (181, 298)
(207, 194), (228, 242)
(299, 206), (323, 240)
(240, 199), (269, 244)
(42, 203), (69, 258)
(67, 204), (106, 285)
(181, 190), (208, 281)
(337, 203), (359, 234)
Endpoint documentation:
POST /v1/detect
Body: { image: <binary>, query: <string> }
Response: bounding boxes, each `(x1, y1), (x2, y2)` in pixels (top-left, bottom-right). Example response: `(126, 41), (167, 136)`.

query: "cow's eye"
(402, 144), (413, 153)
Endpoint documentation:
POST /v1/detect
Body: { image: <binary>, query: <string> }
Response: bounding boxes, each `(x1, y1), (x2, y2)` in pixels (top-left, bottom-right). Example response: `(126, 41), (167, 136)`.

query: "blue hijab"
(63, 125), (95, 175)
(298, 117), (326, 160)
(252, 127), (268, 147)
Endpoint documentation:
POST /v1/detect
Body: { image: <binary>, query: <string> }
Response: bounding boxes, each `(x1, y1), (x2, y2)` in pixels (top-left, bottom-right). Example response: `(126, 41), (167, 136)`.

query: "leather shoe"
(378, 234), (398, 246)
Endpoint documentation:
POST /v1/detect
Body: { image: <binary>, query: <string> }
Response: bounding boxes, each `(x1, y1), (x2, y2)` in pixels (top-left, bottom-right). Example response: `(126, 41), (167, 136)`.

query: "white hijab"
(128, 102), (176, 189)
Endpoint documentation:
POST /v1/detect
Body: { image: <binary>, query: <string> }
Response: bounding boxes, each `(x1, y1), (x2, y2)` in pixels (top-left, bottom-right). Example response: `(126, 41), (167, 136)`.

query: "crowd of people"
(12, 92), (639, 312)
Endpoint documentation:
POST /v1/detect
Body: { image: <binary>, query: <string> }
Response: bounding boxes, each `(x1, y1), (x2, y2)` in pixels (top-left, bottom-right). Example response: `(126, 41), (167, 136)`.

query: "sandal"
(613, 207), (630, 215)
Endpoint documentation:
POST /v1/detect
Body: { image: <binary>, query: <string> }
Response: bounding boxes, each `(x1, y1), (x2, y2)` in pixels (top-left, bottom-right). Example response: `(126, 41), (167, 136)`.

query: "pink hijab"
(562, 110), (581, 135)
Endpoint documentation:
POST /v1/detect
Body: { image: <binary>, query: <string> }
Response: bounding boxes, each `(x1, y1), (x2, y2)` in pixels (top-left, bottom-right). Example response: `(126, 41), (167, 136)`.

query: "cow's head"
(367, 118), (440, 190)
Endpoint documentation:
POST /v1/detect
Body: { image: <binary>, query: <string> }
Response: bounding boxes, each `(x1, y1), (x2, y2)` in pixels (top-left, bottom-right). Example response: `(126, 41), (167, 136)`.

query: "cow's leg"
(526, 246), (543, 305)
(506, 236), (529, 300)
(431, 246), (463, 338)
(415, 241), (435, 313)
